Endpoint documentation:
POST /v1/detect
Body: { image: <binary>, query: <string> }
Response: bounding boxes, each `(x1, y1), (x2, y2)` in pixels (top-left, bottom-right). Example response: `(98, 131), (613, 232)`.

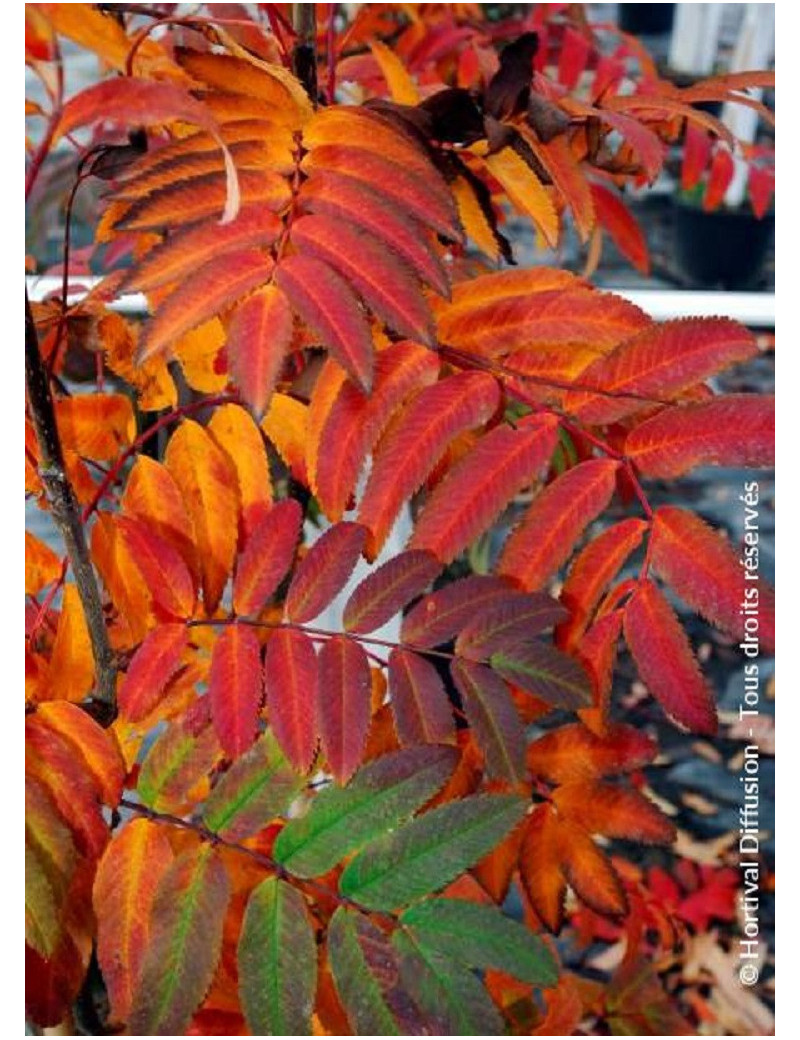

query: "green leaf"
(273, 745), (459, 878)
(202, 731), (303, 840)
(137, 718), (221, 814)
(400, 898), (558, 986)
(490, 643), (592, 710)
(339, 794), (527, 910)
(328, 908), (431, 1035)
(128, 845), (230, 1035)
(238, 878), (317, 1036)
(392, 928), (505, 1036)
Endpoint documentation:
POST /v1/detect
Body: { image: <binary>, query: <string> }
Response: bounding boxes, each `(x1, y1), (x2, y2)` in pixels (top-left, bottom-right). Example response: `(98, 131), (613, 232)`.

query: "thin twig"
(25, 290), (117, 721)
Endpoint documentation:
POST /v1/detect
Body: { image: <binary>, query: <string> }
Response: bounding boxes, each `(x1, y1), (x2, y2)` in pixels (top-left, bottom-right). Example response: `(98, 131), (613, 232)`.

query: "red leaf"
(286, 522), (367, 624)
(117, 515), (197, 620)
(625, 395), (775, 478)
(558, 27), (590, 90)
(556, 518), (648, 651)
(590, 183), (650, 275)
(264, 628), (318, 772)
(227, 285), (293, 419)
(624, 579), (717, 735)
(526, 722), (657, 783)
(499, 459), (620, 591)
(388, 649), (456, 747)
(748, 164), (774, 218)
(276, 253), (374, 391)
(313, 341), (440, 521)
(233, 500), (302, 616)
(681, 124), (712, 192)
(123, 207), (281, 293)
(119, 624), (188, 722)
(704, 146), (735, 211)
(409, 416), (560, 564)
(358, 372), (501, 558)
(343, 550), (441, 634)
(400, 575), (513, 649)
(563, 318), (758, 425)
(650, 506), (775, 651)
(209, 624), (263, 759)
(521, 133), (595, 243)
(450, 659), (525, 784)
(455, 593), (569, 659)
(316, 636), (372, 783)
(291, 214), (435, 346)
(138, 250), (273, 363)
(301, 171), (449, 296)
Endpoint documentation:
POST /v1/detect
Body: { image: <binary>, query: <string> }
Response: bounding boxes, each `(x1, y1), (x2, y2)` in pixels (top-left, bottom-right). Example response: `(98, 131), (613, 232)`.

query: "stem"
(25, 291), (117, 721)
(291, 3), (318, 101)
(119, 796), (397, 922)
(186, 616), (458, 662)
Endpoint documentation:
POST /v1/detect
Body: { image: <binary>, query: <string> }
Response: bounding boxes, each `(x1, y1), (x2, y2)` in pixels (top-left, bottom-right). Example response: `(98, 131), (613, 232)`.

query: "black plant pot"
(672, 198), (774, 290)
(618, 4), (675, 35)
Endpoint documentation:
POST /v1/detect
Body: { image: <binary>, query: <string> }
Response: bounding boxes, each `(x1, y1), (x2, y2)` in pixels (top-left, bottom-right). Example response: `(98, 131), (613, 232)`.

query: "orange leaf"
(519, 804), (566, 933)
(35, 700), (126, 806)
(47, 585), (94, 703)
(123, 207), (281, 294)
(55, 393), (135, 462)
(526, 722), (657, 783)
(138, 249), (273, 363)
(553, 782), (676, 844)
(499, 459), (620, 591)
(25, 532), (62, 597)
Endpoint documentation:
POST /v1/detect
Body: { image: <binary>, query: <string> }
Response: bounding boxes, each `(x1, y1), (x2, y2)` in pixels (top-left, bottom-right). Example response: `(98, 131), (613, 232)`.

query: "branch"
(25, 289), (117, 722)
(291, 2), (318, 102)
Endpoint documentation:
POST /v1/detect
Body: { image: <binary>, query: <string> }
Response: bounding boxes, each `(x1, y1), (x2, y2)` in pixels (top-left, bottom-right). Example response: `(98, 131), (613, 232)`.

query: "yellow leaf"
(484, 149), (559, 249)
(261, 393), (309, 486)
(172, 318), (228, 394)
(369, 41), (420, 104)
(452, 176), (501, 263)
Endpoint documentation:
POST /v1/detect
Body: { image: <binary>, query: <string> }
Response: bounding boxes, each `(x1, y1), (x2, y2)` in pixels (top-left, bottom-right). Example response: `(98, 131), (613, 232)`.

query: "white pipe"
(669, 4), (724, 76)
(25, 276), (776, 327)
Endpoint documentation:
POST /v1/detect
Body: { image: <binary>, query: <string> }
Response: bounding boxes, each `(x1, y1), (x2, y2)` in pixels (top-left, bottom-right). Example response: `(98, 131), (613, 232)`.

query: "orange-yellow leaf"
(55, 393), (135, 462)
(207, 403), (273, 545)
(164, 420), (240, 615)
(484, 149), (559, 248)
(47, 584), (94, 703)
(25, 532), (62, 597)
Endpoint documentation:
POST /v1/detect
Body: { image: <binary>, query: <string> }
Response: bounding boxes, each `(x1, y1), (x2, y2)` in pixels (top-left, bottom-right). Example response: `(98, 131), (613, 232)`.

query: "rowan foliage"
(25, 3), (775, 1034)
